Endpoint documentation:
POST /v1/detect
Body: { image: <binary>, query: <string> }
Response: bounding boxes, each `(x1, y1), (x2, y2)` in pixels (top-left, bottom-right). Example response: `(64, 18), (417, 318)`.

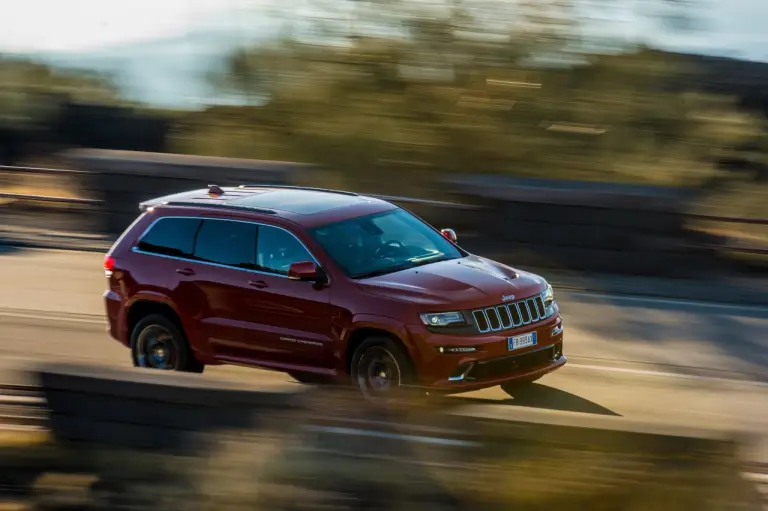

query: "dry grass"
(0, 430), (50, 448)
(0, 424), (760, 511)
(0, 503), (26, 511)
(0, 173), (82, 200)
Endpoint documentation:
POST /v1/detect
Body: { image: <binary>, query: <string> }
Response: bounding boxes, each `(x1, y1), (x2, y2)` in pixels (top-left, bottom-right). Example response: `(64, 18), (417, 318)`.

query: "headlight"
(541, 283), (554, 304)
(541, 283), (555, 316)
(420, 311), (465, 327)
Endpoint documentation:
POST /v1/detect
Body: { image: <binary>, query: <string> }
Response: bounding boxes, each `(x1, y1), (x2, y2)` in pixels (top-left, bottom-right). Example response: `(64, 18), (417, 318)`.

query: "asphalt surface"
(0, 246), (767, 462)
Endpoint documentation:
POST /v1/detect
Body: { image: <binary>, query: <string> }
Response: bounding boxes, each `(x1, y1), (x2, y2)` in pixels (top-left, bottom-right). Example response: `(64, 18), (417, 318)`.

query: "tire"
(130, 313), (204, 373)
(349, 336), (418, 401)
(499, 376), (541, 397)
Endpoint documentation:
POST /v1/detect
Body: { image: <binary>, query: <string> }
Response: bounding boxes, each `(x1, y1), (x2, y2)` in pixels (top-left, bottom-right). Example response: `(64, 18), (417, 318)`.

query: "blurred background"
(1, 1), (768, 509)
(0, 0), (767, 276)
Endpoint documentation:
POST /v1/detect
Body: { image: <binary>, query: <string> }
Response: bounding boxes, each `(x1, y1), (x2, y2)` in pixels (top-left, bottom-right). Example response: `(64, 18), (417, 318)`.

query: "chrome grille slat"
(471, 294), (550, 333)
(485, 308), (502, 331)
(508, 304), (522, 326)
(527, 298), (539, 322)
(519, 301), (531, 324)
(496, 306), (512, 330)
(473, 310), (490, 333)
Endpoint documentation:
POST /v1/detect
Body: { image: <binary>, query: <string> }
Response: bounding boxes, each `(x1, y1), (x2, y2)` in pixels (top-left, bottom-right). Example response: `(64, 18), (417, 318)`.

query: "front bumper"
(408, 312), (565, 392)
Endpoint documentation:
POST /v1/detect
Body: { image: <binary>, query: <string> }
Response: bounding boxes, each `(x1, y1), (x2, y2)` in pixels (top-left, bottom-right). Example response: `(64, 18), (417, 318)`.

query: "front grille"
(467, 345), (557, 381)
(472, 295), (546, 333)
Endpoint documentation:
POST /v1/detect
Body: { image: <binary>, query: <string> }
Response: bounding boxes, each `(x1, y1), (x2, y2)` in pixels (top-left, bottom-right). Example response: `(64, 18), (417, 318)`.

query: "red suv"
(103, 185), (565, 398)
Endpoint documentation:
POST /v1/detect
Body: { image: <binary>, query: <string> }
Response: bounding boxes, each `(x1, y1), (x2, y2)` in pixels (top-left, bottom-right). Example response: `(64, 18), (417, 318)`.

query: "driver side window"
(256, 225), (314, 275)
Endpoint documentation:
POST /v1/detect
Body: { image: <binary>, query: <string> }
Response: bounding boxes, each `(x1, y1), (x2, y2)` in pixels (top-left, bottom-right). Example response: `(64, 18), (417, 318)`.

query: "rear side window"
(136, 217), (202, 258)
(193, 219), (257, 269)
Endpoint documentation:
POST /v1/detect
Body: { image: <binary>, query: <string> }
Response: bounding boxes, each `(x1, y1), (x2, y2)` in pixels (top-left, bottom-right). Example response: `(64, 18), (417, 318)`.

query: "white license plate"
(508, 332), (537, 351)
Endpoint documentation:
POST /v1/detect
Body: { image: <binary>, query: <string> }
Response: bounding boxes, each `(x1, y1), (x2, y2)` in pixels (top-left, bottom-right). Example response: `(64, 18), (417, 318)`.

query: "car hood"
(356, 255), (547, 309)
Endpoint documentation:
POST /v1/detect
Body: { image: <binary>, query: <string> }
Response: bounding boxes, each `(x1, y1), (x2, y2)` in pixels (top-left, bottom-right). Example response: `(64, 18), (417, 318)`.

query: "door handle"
(248, 280), (269, 289)
(176, 268), (196, 276)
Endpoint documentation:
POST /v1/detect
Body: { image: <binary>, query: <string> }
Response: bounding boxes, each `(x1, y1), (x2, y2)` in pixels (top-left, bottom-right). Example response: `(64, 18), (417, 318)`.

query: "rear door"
(188, 218), (279, 362)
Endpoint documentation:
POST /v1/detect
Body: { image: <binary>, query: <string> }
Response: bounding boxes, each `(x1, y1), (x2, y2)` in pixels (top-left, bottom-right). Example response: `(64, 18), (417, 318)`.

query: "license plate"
(509, 332), (537, 351)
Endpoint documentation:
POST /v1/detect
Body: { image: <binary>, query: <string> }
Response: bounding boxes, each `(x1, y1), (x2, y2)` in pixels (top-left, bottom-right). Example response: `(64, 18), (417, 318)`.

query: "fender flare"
(342, 314), (420, 366)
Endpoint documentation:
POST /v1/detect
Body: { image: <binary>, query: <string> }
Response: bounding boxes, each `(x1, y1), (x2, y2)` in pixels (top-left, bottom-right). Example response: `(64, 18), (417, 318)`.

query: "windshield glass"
(309, 209), (465, 279)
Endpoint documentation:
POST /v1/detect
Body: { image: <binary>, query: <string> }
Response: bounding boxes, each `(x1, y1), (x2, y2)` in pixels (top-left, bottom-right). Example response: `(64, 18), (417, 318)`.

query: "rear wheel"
(130, 314), (204, 373)
(350, 337), (418, 402)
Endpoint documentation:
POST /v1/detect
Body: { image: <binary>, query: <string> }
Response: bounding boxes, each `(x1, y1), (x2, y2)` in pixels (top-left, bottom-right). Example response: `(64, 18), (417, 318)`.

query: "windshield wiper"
(353, 255), (452, 280)
(409, 252), (445, 264)
(353, 264), (414, 280)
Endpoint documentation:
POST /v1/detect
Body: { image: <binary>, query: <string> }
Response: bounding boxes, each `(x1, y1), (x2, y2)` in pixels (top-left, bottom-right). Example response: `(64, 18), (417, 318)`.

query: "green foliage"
(171, 0), (766, 192)
(0, 57), (123, 130)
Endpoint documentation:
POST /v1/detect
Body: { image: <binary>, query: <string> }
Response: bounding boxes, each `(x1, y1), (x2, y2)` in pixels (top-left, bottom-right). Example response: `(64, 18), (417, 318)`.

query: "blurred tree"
(0, 57), (123, 132)
(174, 0), (764, 193)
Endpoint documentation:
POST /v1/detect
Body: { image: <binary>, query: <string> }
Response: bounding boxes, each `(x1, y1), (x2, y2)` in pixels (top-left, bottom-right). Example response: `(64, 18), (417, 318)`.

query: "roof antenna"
(208, 184), (224, 197)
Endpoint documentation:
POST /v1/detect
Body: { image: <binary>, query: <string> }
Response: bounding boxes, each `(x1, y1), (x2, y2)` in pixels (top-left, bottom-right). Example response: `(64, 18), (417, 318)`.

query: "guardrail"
(0, 192), (100, 205)
(0, 155), (767, 276)
(0, 363), (763, 510)
(0, 165), (98, 205)
(0, 383), (46, 429)
(0, 165), (106, 249)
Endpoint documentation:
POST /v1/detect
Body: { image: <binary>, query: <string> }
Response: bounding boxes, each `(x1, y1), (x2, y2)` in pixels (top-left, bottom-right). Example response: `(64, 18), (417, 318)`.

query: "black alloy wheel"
(135, 324), (176, 369)
(350, 337), (415, 402)
(130, 314), (204, 373)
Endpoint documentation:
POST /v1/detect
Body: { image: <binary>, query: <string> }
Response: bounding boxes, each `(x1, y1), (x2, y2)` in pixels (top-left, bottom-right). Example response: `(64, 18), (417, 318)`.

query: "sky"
(0, 0), (765, 58)
(0, 0), (233, 53)
(0, 0), (763, 108)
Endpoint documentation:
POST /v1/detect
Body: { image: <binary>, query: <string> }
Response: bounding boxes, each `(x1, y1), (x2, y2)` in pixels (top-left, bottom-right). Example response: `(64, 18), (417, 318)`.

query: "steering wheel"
(375, 240), (404, 258)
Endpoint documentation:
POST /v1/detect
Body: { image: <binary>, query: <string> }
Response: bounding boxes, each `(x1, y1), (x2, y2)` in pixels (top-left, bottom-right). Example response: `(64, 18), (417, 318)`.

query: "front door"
(240, 223), (334, 373)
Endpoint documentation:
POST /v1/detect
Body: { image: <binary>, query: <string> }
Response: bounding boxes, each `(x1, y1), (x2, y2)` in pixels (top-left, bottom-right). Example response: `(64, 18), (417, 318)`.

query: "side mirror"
(440, 228), (458, 243)
(288, 261), (326, 283)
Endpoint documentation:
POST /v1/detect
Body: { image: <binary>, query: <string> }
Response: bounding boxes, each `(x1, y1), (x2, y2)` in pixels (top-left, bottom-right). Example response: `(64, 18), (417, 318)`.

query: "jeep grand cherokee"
(103, 185), (565, 398)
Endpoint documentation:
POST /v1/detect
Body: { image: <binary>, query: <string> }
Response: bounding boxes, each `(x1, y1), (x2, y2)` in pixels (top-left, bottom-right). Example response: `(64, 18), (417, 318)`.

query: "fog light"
(437, 346), (477, 354)
(552, 343), (562, 360)
(551, 318), (563, 337)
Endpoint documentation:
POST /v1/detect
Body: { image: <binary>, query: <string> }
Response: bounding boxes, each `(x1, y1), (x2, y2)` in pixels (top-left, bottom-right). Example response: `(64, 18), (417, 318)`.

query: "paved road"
(0, 246), (767, 458)
(0, 311), (766, 454)
(2, 247), (767, 379)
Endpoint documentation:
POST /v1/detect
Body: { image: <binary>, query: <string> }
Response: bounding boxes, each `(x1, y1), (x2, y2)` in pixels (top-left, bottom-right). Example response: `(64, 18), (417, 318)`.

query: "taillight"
(104, 255), (116, 275)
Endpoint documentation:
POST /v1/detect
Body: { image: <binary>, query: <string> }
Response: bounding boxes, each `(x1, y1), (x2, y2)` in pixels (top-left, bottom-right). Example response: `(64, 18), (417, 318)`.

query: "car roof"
(139, 185), (398, 228)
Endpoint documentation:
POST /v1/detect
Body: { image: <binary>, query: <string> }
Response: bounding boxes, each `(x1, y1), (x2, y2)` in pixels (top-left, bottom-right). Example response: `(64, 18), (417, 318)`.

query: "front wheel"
(130, 314), (204, 373)
(350, 337), (417, 402)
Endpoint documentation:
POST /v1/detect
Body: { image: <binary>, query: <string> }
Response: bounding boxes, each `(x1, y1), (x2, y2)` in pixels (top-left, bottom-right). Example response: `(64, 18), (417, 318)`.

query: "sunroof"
(231, 189), (367, 214)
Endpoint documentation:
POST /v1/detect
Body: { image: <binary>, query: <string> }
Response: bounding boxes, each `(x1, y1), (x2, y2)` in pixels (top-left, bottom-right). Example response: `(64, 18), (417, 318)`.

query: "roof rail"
(164, 201), (277, 215)
(238, 184), (359, 197)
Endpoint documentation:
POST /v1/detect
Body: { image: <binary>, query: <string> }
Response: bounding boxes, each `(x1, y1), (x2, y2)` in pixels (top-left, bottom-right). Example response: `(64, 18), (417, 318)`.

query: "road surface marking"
(304, 425), (478, 446)
(0, 310), (105, 324)
(0, 308), (766, 386)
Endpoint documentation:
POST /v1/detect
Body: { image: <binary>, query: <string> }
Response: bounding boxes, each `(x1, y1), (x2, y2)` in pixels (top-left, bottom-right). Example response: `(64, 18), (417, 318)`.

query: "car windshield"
(308, 208), (465, 279)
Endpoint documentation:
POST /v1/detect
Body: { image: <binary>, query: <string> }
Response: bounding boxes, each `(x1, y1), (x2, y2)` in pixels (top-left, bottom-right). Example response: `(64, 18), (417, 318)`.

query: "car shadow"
(0, 241), (23, 255)
(450, 383), (621, 417)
